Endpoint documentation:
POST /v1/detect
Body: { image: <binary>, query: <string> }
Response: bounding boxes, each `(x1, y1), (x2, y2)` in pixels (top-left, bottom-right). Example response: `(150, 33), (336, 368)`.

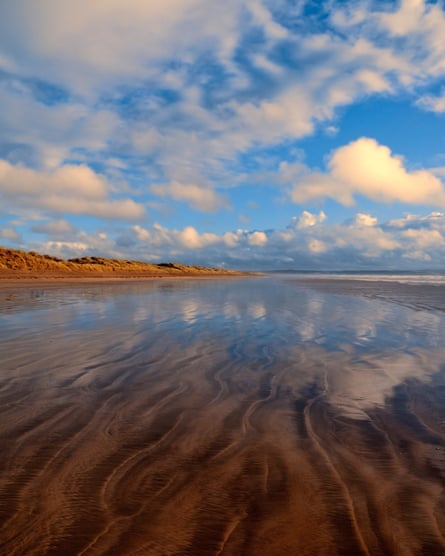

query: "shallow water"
(1, 276), (445, 555)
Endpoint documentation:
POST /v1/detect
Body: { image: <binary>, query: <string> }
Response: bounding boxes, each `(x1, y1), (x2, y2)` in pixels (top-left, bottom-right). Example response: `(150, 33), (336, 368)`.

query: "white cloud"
(251, 54), (284, 75)
(247, 0), (288, 40)
(0, 227), (20, 240)
(378, 0), (445, 79)
(355, 69), (392, 94)
(402, 249), (432, 262)
(233, 88), (315, 145)
(325, 125), (339, 136)
(316, 213), (400, 256)
(0, 82), (120, 169)
(379, 0), (425, 36)
(32, 219), (76, 236)
(131, 128), (163, 154)
(290, 138), (445, 207)
(178, 226), (219, 249)
(416, 93), (445, 113)
(132, 225), (151, 242)
(150, 181), (229, 213)
(308, 239), (327, 254)
(11, 210), (444, 270)
(248, 231), (268, 246)
(0, 0), (242, 95)
(133, 223), (219, 250)
(402, 228), (443, 248)
(354, 213), (378, 227)
(223, 231), (240, 248)
(43, 241), (89, 254)
(0, 160), (145, 220)
(330, 138), (445, 204)
(348, 227), (400, 254)
(296, 210), (327, 229)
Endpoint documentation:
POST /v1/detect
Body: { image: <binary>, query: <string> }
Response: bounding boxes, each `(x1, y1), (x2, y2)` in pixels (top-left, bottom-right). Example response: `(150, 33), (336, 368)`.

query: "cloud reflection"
(2, 277), (445, 424)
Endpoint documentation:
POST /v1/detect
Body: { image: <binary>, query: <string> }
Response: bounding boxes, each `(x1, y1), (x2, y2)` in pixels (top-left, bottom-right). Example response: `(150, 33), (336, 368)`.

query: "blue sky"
(1, 0), (445, 269)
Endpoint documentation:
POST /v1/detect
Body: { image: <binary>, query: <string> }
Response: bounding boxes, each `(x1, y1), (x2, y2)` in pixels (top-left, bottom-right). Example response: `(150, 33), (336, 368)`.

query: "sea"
(1, 272), (445, 555)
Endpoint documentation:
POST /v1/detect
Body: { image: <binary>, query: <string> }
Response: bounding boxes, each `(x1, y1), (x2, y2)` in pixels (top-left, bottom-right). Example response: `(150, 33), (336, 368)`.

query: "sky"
(1, 0), (445, 270)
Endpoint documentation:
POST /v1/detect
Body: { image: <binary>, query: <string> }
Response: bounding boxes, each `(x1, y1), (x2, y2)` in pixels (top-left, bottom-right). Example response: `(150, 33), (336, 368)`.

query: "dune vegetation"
(0, 246), (245, 278)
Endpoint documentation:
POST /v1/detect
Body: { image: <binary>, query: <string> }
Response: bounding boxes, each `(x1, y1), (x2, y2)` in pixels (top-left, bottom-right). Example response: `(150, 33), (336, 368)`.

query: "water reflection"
(2, 276), (445, 554)
(247, 302), (267, 320)
(2, 277), (444, 415)
(181, 299), (200, 323)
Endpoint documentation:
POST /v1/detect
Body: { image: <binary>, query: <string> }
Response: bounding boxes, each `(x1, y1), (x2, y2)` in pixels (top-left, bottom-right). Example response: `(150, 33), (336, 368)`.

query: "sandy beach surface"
(1, 275), (445, 555)
(0, 273), (253, 292)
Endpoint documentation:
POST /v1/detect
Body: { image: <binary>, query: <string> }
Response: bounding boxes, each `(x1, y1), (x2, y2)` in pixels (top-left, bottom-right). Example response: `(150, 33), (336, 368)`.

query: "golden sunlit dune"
(0, 246), (246, 280)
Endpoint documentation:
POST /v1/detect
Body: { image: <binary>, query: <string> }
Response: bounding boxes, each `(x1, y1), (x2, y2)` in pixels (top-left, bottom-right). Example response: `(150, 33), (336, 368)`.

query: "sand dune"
(0, 246), (246, 280)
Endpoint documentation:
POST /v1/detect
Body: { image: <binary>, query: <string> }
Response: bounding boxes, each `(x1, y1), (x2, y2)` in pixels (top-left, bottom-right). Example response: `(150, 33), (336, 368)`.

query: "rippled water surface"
(1, 276), (445, 555)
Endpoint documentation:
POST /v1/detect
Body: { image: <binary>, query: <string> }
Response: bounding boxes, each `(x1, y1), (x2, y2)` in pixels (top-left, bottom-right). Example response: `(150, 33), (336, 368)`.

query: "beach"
(1, 275), (445, 555)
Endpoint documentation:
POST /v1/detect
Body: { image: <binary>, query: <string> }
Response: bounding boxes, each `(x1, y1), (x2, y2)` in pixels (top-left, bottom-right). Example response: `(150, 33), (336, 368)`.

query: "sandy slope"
(0, 246), (248, 281)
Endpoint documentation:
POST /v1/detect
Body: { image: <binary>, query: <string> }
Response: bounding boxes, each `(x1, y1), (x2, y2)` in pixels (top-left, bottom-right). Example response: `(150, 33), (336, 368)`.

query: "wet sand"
(1, 277), (445, 555)
(0, 275), (253, 294)
(290, 277), (445, 313)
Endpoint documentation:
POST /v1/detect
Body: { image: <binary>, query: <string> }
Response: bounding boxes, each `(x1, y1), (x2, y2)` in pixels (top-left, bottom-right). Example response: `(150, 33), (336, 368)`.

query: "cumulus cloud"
(290, 138), (445, 207)
(308, 239), (327, 254)
(330, 138), (444, 204)
(132, 225), (151, 242)
(295, 210), (327, 229)
(0, 160), (145, 220)
(223, 231), (241, 248)
(402, 228), (443, 248)
(345, 225), (401, 255)
(248, 231), (268, 246)
(11, 210), (443, 271)
(178, 226), (219, 249)
(133, 224), (219, 250)
(355, 213), (378, 227)
(150, 181), (229, 213)
(38, 229), (122, 260)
